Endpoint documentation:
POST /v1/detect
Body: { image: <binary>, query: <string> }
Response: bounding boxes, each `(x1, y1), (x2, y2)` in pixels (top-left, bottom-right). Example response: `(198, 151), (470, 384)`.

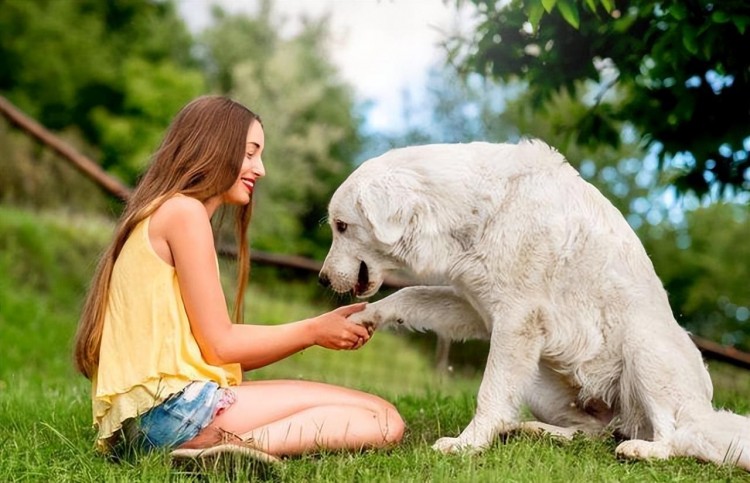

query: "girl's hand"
(311, 302), (372, 350)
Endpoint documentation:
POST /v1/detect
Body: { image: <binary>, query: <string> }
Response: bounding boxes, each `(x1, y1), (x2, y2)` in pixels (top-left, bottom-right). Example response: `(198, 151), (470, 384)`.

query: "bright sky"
(177, 0), (476, 132)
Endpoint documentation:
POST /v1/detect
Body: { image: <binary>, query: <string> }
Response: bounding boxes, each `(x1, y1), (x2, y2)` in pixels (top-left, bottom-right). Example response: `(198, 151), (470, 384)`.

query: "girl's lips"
(241, 178), (255, 192)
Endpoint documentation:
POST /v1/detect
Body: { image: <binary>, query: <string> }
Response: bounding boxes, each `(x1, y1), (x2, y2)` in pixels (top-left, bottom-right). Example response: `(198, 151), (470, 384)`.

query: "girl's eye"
(335, 220), (348, 233)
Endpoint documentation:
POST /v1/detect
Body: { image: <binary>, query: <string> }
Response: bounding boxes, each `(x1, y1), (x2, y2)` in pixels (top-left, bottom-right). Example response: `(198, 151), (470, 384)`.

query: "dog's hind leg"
(348, 285), (491, 341)
(614, 318), (715, 463)
(524, 365), (610, 439)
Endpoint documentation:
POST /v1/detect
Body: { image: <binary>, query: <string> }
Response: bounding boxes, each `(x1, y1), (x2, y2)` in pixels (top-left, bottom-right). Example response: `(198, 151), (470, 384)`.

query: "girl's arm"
(151, 196), (370, 371)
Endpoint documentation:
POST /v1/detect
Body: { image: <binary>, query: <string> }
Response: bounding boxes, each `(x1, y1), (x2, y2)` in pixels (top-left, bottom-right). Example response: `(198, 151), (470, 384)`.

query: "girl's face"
(222, 120), (266, 206)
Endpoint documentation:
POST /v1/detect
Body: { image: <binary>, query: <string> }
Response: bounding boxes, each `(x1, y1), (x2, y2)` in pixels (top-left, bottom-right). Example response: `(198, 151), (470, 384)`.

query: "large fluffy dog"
(319, 140), (750, 470)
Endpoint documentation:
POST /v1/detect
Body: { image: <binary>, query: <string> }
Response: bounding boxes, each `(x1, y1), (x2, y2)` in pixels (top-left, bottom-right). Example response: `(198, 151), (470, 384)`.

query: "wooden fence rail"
(2, 94), (749, 370)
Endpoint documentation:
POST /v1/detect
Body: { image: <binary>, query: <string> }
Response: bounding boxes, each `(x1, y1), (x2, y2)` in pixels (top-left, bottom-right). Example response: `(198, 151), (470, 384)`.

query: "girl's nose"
(253, 157), (266, 178)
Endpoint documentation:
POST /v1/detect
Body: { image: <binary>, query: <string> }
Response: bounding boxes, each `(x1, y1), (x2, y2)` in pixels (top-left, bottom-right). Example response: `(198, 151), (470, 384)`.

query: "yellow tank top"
(92, 216), (242, 448)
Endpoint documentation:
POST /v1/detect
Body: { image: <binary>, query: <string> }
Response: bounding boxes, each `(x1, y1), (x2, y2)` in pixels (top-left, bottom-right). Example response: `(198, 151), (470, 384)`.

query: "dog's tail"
(671, 409), (750, 470)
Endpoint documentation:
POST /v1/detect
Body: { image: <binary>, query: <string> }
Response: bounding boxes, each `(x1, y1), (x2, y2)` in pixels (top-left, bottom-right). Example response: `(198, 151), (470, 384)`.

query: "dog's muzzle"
(318, 272), (331, 288)
(354, 260), (369, 296)
(318, 261), (370, 295)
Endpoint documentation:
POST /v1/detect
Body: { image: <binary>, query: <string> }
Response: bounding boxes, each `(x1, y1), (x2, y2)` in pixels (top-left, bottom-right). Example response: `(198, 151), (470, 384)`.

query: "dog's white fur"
(319, 140), (750, 470)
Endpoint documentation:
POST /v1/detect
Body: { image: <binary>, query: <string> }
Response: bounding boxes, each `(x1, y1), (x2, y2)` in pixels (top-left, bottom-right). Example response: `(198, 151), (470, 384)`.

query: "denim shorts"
(123, 381), (236, 451)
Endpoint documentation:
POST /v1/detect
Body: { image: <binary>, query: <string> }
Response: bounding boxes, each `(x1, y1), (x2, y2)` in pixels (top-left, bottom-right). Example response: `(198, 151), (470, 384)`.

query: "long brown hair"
(74, 95), (261, 379)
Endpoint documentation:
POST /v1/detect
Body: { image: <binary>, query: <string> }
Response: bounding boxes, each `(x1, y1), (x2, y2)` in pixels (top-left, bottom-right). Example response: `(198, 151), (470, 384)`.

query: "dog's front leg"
(348, 285), (490, 341)
(432, 305), (547, 454)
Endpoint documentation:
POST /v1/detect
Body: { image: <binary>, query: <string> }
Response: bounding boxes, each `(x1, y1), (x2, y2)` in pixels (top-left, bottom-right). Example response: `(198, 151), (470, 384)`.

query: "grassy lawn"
(2, 205), (750, 482)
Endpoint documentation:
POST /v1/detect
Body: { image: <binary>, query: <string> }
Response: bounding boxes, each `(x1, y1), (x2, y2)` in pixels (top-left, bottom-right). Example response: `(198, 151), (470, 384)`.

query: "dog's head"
(320, 143), (487, 297)
(319, 153), (425, 298)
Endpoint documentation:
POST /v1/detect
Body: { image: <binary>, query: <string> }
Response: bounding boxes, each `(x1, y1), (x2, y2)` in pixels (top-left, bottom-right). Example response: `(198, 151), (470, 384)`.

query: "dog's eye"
(335, 220), (348, 233)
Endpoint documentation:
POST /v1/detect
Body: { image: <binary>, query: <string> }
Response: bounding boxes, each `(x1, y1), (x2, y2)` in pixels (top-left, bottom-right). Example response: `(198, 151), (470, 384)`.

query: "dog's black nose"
(318, 273), (331, 288)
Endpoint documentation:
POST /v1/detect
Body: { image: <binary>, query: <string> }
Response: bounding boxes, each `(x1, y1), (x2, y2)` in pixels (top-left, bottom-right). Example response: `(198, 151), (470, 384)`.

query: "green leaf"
(711, 11), (731, 23)
(527, 1), (545, 31)
(682, 27), (698, 55)
(584, 0), (597, 13)
(733, 16), (749, 34)
(599, 0), (614, 14)
(669, 3), (687, 20)
(557, 0), (580, 29)
(542, 0), (557, 14)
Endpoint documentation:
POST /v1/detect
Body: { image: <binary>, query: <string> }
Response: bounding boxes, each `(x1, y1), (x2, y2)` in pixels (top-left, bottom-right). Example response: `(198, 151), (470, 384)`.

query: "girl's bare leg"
(183, 380), (404, 456)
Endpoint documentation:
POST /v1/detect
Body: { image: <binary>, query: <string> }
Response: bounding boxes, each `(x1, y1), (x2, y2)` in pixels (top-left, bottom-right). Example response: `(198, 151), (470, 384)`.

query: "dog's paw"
(347, 306), (382, 331)
(615, 439), (671, 461)
(348, 303), (405, 331)
(432, 437), (463, 454)
(360, 320), (375, 336)
(432, 437), (482, 455)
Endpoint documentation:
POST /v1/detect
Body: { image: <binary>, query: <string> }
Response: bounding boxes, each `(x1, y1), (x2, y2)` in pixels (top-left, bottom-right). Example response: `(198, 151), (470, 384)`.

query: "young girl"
(73, 95), (404, 462)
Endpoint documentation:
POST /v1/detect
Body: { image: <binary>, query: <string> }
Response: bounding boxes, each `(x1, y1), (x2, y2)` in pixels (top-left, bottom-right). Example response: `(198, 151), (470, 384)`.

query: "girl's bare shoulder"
(151, 195), (211, 234)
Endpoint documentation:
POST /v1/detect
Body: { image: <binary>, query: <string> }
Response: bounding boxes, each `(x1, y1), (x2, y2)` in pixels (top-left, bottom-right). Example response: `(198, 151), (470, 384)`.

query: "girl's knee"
(377, 403), (405, 445)
(386, 413), (405, 445)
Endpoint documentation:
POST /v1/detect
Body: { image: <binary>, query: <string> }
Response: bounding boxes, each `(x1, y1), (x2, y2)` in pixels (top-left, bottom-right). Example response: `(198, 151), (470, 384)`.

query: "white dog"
(319, 140), (750, 470)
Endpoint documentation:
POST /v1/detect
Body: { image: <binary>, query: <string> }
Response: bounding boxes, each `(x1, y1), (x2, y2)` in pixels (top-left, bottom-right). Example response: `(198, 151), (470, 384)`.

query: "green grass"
(2, 204), (750, 482)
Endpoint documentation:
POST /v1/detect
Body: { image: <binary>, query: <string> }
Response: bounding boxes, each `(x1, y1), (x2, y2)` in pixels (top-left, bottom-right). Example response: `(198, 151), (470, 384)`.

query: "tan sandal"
(170, 442), (281, 474)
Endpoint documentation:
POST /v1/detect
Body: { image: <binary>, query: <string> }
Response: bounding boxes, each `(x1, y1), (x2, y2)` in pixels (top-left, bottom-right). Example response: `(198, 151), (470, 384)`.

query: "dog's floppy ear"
(356, 174), (417, 246)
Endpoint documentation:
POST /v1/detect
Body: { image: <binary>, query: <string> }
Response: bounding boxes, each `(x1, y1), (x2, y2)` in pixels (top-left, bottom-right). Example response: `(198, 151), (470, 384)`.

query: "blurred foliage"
(369, 66), (514, 153)
(0, 0), (204, 182)
(642, 202), (750, 349)
(0, 207), (111, 310)
(453, 0), (750, 196)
